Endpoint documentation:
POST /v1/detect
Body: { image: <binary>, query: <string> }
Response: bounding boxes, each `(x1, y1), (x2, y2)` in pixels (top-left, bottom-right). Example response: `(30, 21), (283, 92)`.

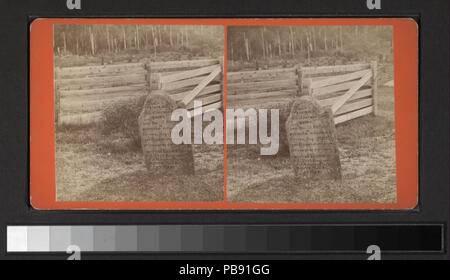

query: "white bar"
(7, 226), (28, 252)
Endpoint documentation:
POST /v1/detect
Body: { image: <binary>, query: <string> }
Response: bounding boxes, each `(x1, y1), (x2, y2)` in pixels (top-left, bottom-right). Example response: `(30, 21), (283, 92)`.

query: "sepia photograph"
(53, 24), (225, 202)
(50, 21), (407, 206)
(226, 25), (396, 204)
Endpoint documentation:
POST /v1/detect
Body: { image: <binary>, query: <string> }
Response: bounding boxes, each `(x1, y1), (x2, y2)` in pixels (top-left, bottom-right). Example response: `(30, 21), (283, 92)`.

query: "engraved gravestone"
(286, 96), (342, 181)
(138, 93), (194, 176)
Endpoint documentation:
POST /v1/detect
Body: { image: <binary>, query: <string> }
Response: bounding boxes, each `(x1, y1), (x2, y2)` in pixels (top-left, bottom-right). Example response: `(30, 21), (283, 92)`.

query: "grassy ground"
(56, 87), (395, 203)
(55, 126), (224, 202)
(226, 86), (397, 204)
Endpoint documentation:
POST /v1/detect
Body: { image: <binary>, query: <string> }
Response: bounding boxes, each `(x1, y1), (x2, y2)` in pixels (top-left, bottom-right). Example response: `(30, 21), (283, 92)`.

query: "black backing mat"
(0, 0), (448, 259)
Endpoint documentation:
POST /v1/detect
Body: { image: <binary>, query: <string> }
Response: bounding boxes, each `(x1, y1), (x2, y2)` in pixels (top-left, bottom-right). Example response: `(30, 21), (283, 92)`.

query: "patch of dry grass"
(55, 125), (224, 202)
(226, 87), (397, 204)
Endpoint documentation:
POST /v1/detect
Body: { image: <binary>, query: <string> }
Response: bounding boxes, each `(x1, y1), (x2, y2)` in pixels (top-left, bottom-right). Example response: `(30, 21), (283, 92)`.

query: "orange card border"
(30, 18), (418, 210)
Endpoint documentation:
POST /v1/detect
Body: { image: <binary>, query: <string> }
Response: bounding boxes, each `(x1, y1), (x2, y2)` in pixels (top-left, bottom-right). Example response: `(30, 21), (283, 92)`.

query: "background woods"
(227, 26), (393, 70)
(54, 25), (224, 66)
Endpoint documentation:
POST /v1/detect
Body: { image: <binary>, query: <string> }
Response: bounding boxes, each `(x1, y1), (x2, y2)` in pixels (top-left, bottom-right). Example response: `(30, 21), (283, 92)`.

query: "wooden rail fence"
(157, 61), (223, 118)
(227, 66), (298, 109)
(302, 62), (377, 124)
(227, 62), (378, 125)
(55, 58), (222, 125)
(56, 60), (376, 126)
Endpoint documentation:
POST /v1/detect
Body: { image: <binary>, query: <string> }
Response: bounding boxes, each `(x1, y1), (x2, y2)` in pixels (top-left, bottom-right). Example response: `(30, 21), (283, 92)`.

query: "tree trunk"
(300, 36), (303, 53)
(63, 32), (67, 54)
(145, 30), (148, 49)
(277, 31), (282, 57)
(244, 32), (250, 61)
(89, 27), (95, 55)
(153, 27), (157, 58)
(289, 27), (295, 57)
(106, 26), (111, 52)
(312, 26), (317, 51)
(122, 27), (127, 50)
(184, 27), (188, 47)
(231, 43), (234, 65)
(261, 29), (265, 59)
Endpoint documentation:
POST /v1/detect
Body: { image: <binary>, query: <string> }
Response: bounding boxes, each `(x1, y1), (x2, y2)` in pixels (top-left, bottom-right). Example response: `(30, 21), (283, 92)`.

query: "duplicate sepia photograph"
(226, 25), (397, 204)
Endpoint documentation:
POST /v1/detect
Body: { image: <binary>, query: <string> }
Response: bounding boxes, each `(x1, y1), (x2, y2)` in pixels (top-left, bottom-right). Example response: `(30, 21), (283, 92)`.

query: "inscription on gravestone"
(286, 96), (342, 182)
(138, 93), (194, 176)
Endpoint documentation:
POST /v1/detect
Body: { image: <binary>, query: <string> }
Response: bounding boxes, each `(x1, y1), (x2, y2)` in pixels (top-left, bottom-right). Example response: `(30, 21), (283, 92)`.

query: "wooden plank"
(161, 65), (219, 84)
(303, 76), (333, 88)
(331, 72), (372, 114)
(316, 86), (371, 101)
(186, 94), (222, 110)
(59, 59), (220, 76)
(334, 98), (373, 115)
(61, 80), (149, 91)
(159, 70), (185, 78)
(227, 78), (296, 90)
(228, 67), (296, 79)
(227, 68), (296, 83)
(145, 59), (153, 91)
(297, 67), (303, 96)
(58, 73), (145, 88)
(181, 67), (222, 105)
(60, 62), (144, 76)
(302, 63), (370, 75)
(60, 84), (147, 97)
(59, 68), (146, 79)
(61, 94), (146, 113)
(227, 97), (292, 110)
(62, 90), (147, 104)
(55, 67), (61, 126)
(151, 59), (220, 71)
(162, 74), (221, 91)
(227, 78), (297, 94)
(59, 111), (103, 125)
(334, 106), (373, 125)
(371, 61), (378, 116)
(313, 79), (369, 97)
(227, 72), (296, 84)
(170, 84), (221, 102)
(228, 85), (297, 95)
(227, 90), (295, 101)
(310, 69), (371, 89)
(317, 88), (372, 107)
(188, 101), (222, 118)
(220, 58), (225, 107)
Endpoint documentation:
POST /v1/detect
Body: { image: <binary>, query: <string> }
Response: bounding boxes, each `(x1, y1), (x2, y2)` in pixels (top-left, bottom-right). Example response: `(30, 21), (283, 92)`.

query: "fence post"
(307, 82), (313, 97)
(296, 66), (303, 96)
(145, 59), (152, 94)
(54, 67), (61, 127)
(371, 61), (378, 116)
(219, 57), (224, 111)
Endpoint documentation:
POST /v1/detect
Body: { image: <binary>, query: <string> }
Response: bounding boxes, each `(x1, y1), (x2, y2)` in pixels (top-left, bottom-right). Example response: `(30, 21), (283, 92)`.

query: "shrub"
(101, 95), (147, 147)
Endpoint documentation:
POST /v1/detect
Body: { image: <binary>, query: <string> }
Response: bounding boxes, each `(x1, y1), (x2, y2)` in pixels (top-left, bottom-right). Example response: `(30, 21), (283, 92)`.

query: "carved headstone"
(286, 96), (342, 181)
(138, 93), (194, 176)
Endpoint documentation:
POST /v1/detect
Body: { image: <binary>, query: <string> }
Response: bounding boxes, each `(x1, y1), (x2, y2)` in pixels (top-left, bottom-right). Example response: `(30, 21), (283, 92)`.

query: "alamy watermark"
(171, 101), (280, 156)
